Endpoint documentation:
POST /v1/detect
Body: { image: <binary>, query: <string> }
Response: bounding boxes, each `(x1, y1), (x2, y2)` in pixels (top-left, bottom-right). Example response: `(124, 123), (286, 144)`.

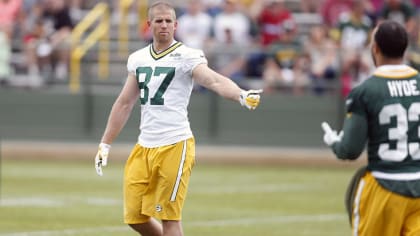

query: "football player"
(94, 1), (262, 235)
(322, 20), (420, 236)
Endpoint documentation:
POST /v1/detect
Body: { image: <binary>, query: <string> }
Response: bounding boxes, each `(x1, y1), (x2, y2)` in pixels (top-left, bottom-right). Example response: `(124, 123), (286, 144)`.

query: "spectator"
(377, 0), (416, 41)
(320, 0), (353, 27)
(245, 0), (265, 21)
(0, 0), (22, 83)
(201, 0), (223, 17)
(333, 0), (374, 97)
(210, 0), (252, 86)
(23, 0), (73, 83)
(262, 23), (307, 95)
(42, 0), (73, 81)
(213, 0), (252, 45)
(303, 25), (338, 95)
(300, 0), (325, 13)
(176, 0), (213, 50)
(69, 0), (85, 23)
(0, 29), (11, 84)
(0, 0), (22, 39)
(370, 0), (383, 12)
(362, 0), (377, 23)
(257, 0), (295, 47)
(22, 1), (44, 84)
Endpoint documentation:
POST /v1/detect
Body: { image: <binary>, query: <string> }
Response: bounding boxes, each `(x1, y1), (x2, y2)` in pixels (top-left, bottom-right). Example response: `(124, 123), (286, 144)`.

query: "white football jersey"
(127, 41), (207, 147)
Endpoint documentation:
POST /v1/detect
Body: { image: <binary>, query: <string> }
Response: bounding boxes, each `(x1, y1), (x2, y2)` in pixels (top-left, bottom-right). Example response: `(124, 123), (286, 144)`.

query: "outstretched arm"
(192, 64), (262, 110)
(192, 63), (243, 101)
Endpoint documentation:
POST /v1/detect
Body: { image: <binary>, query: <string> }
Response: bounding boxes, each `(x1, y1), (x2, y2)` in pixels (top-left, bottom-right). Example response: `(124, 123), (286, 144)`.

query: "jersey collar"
(373, 64), (418, 79)
(150, 41), (183, 60)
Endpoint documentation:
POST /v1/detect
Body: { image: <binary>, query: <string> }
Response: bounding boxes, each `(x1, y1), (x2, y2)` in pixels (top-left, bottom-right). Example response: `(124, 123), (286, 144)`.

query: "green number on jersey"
(136, 66), (175, 105)
(378, 102), (420, 161)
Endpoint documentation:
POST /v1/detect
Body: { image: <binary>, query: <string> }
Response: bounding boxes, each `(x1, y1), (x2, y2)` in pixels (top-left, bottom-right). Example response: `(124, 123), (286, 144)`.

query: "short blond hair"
(148, 1), (176, 20)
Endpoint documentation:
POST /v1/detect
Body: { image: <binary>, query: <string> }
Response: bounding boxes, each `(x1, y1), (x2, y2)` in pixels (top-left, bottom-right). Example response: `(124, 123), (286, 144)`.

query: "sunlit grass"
(0, 159), (354, 236)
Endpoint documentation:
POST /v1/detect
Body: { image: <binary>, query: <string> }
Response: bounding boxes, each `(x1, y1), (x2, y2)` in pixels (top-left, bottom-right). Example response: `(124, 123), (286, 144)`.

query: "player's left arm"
(100, 73), (140, 145)
(322, 87), (368, 160)
(192, 63), (262, 110)
(331, 112), (368, 160)
(193, 63), (242, 101)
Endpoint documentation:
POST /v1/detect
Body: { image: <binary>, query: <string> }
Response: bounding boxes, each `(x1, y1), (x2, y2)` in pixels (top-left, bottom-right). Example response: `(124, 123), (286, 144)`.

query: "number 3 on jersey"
(136, 66), (175, 105)
(379, 102), (420, 161)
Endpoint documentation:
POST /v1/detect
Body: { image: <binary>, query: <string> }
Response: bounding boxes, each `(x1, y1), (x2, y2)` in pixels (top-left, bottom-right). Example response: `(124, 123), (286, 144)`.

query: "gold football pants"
(124, 138), (195, 224)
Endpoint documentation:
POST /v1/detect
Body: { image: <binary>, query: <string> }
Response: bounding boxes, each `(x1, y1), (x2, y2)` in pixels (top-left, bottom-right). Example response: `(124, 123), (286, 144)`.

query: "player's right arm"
(95, 73), (140, 176)
(101, 73), (140, 144)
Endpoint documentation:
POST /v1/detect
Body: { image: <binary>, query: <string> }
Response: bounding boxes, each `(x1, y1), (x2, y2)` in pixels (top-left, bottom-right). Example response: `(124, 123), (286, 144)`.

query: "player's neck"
(153, 40), (175, 53)
(376, 57), (404, 67)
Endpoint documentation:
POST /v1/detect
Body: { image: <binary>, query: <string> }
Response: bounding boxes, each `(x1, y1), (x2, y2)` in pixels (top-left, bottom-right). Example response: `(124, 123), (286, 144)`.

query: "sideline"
(0, 140), (366, 167)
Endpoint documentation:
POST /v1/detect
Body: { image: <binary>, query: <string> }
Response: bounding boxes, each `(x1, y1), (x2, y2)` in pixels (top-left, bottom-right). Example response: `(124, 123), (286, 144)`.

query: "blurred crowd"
(171, 0), (420, 97)
(1, 0), (420, 97)
(0, 0), (107, 87)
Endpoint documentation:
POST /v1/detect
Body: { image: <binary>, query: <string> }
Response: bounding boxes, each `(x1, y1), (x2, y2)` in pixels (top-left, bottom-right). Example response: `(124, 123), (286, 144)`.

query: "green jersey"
(332, 65), (420, 197)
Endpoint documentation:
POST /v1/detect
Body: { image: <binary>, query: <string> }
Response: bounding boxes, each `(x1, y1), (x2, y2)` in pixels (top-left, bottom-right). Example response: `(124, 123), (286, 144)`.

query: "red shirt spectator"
(0, 0), (22, 38)
(320, 0), (353, 27)
(0, 0), (21, 26)
(258, 0), (295, 46)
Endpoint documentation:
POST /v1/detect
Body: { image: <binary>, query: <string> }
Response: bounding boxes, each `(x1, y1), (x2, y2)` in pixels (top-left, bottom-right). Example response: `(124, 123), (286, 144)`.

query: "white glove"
(239, 89), (263, 110)
(321, 122), (343, 146)
(95, 143), (111, 176)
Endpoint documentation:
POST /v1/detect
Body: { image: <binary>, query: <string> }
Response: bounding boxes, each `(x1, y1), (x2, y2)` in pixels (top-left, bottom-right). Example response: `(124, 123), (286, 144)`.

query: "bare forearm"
(210, 72), (242, 102)
(101, 100), (135, 144)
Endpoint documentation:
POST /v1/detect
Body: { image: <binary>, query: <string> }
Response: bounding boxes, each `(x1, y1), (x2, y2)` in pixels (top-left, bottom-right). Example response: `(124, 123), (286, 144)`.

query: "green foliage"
(0, 160), (355, 236)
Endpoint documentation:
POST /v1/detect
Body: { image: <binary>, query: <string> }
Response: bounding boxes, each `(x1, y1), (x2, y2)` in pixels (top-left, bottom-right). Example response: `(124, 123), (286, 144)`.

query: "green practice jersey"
(332, 65), (420, 197)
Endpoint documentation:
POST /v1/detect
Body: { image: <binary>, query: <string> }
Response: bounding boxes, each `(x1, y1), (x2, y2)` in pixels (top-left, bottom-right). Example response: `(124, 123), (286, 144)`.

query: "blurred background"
(3, 0), (420, 163)
(3, 0), (419, 174)
(1, 0), (415, 234)
(4, 0), (409, 149)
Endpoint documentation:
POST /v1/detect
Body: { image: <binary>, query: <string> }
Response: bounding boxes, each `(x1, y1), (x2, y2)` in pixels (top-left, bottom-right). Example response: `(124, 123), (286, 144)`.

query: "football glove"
(321, 122), (343, 146)
(239, 89), (263, 110)
(95, 143), (111, 176)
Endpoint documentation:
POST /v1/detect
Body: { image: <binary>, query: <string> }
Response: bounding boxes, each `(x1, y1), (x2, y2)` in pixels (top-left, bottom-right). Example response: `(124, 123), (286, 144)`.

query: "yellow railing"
(70, 2), (110, 93)
(118, 0), (134, 57)
(118, 0), (148, 57)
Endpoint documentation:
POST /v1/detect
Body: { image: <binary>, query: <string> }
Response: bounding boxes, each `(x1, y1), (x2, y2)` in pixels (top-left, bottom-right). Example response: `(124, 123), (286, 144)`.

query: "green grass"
(0, 159), (355, 236)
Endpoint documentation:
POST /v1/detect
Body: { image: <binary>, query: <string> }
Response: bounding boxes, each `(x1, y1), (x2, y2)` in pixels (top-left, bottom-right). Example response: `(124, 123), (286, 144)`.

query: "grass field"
(0, 158), (356, 236)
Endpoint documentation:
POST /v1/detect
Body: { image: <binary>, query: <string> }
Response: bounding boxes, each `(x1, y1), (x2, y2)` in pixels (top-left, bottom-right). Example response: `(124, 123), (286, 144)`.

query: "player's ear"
(371, 41), (378, 55)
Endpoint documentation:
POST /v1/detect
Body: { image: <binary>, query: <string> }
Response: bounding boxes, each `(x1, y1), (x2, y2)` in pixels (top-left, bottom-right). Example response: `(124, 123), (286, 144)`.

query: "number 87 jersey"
(127, 42), (207, 148)
(333, 64), (420, 197)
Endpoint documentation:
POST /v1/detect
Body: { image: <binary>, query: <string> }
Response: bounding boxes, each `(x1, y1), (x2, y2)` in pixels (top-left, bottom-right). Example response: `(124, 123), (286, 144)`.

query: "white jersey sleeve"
(126, 42), (207, 147)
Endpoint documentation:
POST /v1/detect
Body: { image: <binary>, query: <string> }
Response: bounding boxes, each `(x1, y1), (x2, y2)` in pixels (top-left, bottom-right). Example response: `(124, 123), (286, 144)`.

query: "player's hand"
(239, 89), (263, 110)
(321, 122), (343, 146)
(95, 143), (111, 176)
